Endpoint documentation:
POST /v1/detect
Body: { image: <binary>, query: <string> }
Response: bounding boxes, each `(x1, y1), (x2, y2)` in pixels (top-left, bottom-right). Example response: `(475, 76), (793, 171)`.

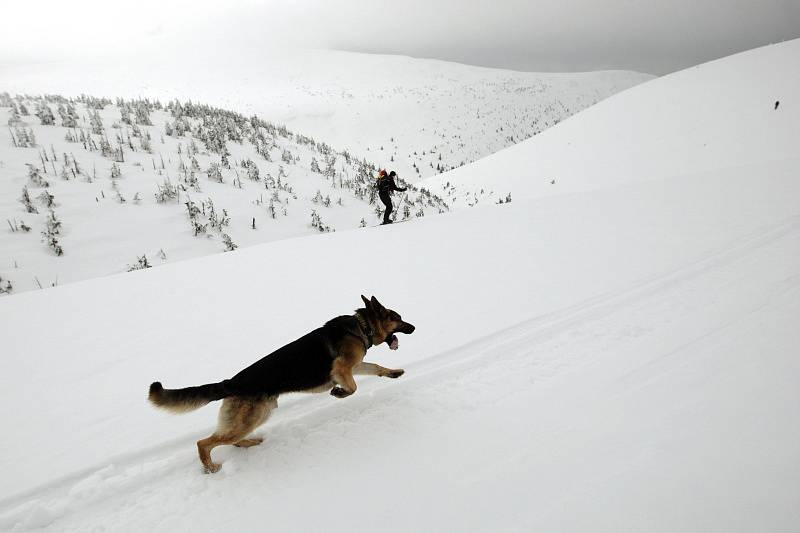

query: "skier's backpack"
(375, 169), (389, 192)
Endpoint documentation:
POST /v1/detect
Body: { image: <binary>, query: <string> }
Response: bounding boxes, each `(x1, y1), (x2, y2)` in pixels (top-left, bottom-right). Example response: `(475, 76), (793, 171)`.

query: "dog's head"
(360, 295), (415, 350)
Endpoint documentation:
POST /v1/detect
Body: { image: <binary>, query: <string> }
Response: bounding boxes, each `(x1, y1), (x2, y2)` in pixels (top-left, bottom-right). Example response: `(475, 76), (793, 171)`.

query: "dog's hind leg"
(234, 395), (277, 448)
(197, 395), (277, 473)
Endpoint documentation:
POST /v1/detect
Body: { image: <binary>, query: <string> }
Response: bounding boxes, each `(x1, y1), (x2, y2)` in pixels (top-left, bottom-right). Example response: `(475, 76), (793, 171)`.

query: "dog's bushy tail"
(148, 380), (229, 413)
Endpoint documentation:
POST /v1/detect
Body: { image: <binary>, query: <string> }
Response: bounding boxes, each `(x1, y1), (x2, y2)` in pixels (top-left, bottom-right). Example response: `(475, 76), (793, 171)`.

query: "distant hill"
(0, 49), (653, 181)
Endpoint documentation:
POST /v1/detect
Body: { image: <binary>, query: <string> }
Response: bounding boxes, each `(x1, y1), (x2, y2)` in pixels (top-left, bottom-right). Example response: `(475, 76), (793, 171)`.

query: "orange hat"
(379, 169), (387, 178)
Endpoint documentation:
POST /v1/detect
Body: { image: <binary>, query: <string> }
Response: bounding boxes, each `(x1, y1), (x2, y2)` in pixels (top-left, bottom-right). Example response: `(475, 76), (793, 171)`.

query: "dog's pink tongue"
(390, 335), (399, 350)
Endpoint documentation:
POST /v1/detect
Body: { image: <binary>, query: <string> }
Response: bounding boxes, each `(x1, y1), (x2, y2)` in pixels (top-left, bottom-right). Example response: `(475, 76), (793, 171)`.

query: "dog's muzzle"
(399, 322), (415, 334)
(386, 322), (415, 351)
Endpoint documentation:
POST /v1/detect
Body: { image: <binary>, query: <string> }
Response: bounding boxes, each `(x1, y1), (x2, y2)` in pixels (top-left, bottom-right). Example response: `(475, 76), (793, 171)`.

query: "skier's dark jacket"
(377, 175), (406, 195)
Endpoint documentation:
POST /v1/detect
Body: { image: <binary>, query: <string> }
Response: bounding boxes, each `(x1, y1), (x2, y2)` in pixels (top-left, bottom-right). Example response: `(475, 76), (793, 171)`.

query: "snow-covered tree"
(37, 189), (55, 208)
(19, 186), (38, 213)
(41, 210), (64, 256)
(0, 276), (12, 294)
(221, 233), (237, 252)
(127, 254), (152, 271)
(27, 164), (49, 188)
(90, 110), (104, 135)
(154, 178), (178, 203)
(207, 162), (224, 183)
(134, 101), (153, 126)
(243, 159), (260, 181)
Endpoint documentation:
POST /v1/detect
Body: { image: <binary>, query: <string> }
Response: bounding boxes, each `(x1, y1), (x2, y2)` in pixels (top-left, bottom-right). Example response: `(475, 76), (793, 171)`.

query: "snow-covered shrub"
(27, 164), (49, 188)
(310, 210), (333, 233)
(41, 210), (64, 256)
(58, 103), (79, 128)
(20, 187), (38, 213)
(127, 255), (152, 271)
(134, 101), (153, 126)
(221, 233), (238, 252)
(154, 178), (179, 203)
(13, 126), (36, 148)
(90, 110), (104, 135)
(0, 276), (12, 294)
(35, 101), (55, 125)
(37, 189), (55, 208)
(242, 158), (260, 181)
(207, 162), (224, 183)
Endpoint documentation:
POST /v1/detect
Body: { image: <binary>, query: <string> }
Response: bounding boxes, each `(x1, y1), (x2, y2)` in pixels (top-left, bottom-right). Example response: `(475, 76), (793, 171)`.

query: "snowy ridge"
(422, 39), (800, 206)
(0, 49), (652, 182)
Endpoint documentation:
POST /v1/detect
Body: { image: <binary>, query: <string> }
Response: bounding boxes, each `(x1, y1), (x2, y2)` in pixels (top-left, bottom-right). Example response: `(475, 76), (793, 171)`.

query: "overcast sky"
(2, 0), (799, 74)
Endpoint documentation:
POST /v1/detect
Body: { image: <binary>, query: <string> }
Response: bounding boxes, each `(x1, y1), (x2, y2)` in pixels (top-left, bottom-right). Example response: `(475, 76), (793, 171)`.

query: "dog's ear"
(370, 296), (387, 314)
(361, 294), (372, 310)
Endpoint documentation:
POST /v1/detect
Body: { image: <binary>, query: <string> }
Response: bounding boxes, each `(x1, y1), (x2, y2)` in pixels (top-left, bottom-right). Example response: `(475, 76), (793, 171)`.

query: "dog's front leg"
(331, 357), (357, 398)
(353, 362), (404, 379)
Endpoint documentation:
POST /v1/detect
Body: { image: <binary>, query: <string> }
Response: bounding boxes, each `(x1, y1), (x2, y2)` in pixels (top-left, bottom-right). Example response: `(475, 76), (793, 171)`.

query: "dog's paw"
(386, 369), (405, 379)
(203, 462), (222, 474)
(330, 387), (352, 398)
(234, 438), (264, 448)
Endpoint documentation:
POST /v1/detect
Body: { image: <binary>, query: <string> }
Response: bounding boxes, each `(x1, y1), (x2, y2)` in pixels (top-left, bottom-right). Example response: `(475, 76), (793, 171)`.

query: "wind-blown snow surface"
(0, 49), (651, 179)
(1, 43), (799, 531)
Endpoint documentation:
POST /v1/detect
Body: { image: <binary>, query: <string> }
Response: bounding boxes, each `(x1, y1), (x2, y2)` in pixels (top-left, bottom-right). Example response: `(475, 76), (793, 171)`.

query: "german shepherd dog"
(148, 295), (415, 473)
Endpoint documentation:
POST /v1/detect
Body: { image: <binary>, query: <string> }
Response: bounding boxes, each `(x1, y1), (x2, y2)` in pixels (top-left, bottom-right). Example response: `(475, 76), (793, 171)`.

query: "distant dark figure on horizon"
(774, 100), (780, 110)
(376, 170), (406, 225)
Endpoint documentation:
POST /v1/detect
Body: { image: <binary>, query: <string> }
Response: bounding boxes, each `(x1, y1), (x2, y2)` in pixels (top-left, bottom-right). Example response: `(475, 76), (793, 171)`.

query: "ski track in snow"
(2, 214), (797, 531)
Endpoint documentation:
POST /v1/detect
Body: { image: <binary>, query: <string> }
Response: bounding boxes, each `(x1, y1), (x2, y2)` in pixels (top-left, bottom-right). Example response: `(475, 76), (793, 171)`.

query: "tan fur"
(298, 381), (335, 394)
(353, 362), (403, 377)
(330, 336), (367, 397)
(360, 302), (407, 349)
(233, 438), (264, 448)
(148, 386), (212, 413)
(197, 395), (277, 473)
(150, 398), (209, 414)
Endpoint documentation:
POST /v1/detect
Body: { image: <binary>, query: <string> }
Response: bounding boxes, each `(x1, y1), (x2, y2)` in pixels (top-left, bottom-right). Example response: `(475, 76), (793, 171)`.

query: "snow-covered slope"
(423, 39), (800, 206)
(1, 42), (798, 532)
(0, 50), (650, 295)
(0, 95), (449, 294)
(0, 49), (652, 180)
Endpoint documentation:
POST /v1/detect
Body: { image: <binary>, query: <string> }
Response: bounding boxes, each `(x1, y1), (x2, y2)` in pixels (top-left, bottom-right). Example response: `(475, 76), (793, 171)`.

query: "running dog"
(148, 295), (415, 473)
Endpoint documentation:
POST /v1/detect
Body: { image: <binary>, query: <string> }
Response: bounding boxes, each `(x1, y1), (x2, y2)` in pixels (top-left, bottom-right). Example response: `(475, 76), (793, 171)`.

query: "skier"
(376, 170), (406, 224)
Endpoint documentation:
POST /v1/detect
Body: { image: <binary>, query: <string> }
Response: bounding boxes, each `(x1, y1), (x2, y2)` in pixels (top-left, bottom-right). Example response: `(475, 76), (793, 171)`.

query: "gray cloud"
(2, 0), (798, 75)
(309, 0), (800, 74)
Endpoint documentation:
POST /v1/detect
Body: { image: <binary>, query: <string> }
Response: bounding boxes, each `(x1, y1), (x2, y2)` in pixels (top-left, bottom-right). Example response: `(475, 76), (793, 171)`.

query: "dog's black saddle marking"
(222, 315), (369, 397)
